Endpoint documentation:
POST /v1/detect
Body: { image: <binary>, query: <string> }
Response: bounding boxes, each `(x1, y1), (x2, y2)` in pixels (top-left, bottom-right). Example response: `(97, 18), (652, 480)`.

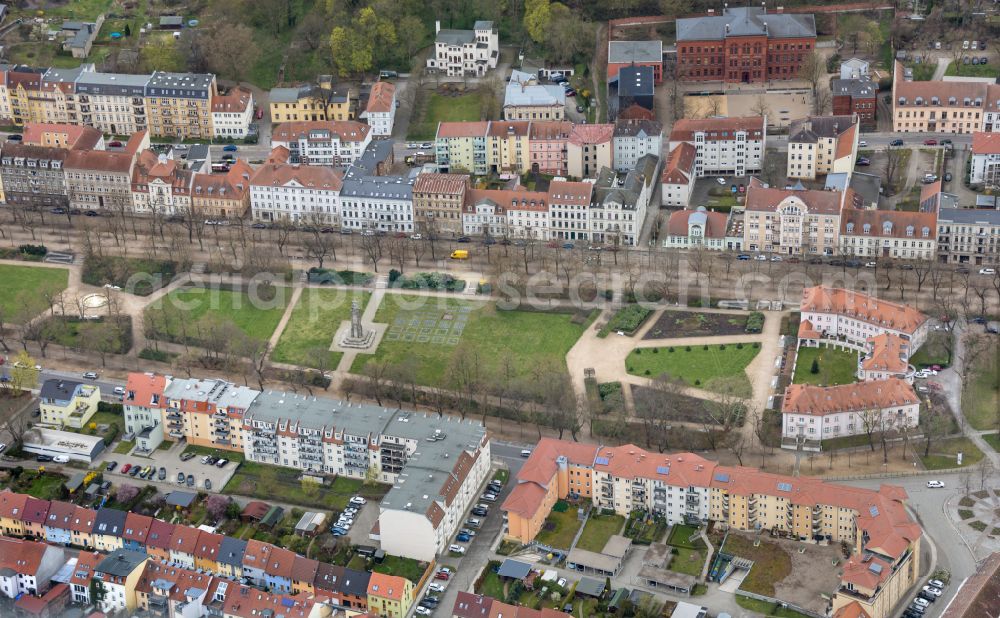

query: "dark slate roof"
(96, 549), (147, 577)
(165, 491), (197, 508)
(608, 41), (662, 64)
(576, 576), (607, 598)
(340, 567), (372, 597)
(618, 66), (655, 97)
(93, 507), (127, 536)
(436, 29), (476, 45)
(831, 78), (877, 98)
(40, 379), (84, 402)
(218, 536), (247, 568)
(677, 7), (816, 41)
(497, 559), (533, 579)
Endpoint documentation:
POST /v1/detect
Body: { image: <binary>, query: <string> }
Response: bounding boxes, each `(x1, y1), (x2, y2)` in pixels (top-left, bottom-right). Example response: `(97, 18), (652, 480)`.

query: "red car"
(923, 139), (938, 145)
(434, 572), (449, 581)
(120, 463), (132, 473)
(109, 140), (123, 147)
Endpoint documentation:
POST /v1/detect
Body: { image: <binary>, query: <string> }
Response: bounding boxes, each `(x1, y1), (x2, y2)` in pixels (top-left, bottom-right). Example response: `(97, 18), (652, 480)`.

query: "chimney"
(726, 24), (730, 34)
(762, 1), (766, 13)
(435, 20), (441, 34)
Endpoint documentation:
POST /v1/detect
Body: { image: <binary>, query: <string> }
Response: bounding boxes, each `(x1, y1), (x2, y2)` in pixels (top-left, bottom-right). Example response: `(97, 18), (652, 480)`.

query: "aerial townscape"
(0, 1), (999, 618)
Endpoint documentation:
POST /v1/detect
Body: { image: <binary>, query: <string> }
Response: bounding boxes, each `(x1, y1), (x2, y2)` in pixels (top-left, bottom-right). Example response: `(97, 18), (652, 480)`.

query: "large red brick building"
(675, 6), (816, 84)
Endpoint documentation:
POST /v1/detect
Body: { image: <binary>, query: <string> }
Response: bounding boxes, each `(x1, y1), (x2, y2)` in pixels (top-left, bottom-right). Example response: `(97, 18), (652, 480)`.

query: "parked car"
(428, 583), (446, 593)
(53, 455), (70, 464)
(922, 585), (942, 597)
(420, 596), (439, 608)
(890, 139), (904, 146)
(856, 157), (871, 166)
(223, 145), (238, 152)
(737, 254), (750, 260)
(129, 466), (141, 477)
(113, 386), (126, 396)
(923, 139), (938, 145)
(913, 597), (930, 608)
(471, 508), (488, 516)
(928, 579), (946, 589)
(83, 371), (98, 379)
(349, 496), (367, 506)
(204, 479), (212, 490)
(177, 472), (186, 484)
(520, 449), (532, 457)
(459, 528), (477, 537)
(456, 533), (471, 542)
(187, 474), (195, 487)
(121, 463), (132, 474)
(434, 571), (450, 581)
(158, 467), (166, 480)
(944, 172), (952, 182)
(465, 518), (482, 528)
(106, 461), (118, 472)
(449, 544), (466, 554)
(926, 480), (945, 488)
(180, 452), (196, 462)
(415, 607), (432, 616)
(216, 458), (228, 468)
(979, 268), (997, 275)
(330, 527), (348, 536)
(36, 455), (53, 462)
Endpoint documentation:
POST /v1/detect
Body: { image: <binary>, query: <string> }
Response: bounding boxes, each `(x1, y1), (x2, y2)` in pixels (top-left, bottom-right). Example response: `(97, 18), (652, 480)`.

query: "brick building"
(675, 6), (816, 84)
(832, 78), (878, 126)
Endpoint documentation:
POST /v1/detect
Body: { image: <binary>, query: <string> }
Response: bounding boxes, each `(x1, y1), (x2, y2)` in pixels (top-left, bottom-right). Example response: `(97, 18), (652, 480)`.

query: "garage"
(23, 428), (106, 463)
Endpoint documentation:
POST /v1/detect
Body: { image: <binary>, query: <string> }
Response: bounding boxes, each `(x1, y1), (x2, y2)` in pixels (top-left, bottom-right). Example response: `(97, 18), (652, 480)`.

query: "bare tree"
(884, 146), (906, 195)
(303, 218), (338, 269)
(360, 231), (383, 273)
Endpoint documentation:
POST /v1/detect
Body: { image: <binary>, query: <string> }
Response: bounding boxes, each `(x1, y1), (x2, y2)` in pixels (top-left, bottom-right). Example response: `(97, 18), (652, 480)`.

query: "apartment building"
(74, 70), (150, 135)
(892, 62), (985, 134)
(21, 122), (103, 150)
(549, 180), (595, 242)
(590, 155), (659, 246)
(122, 372), (168, 455)
(412, 172), (469, 236)
(675, 6), (816, 84)
(839, 208), (938, 261)
(568, 123), (614, 179)
(65, 130), (147, 213)
(338, 168), (414, 232)
(0, 142), (68, 210)
(130, 150), (193, 216)
(361, 81), (396, 136)
(669, 116), (766, 177)
(4, 68), (46, 125)
(613, 118), (663, 172)
(271, 120), (372, 166)
(504, 70), (566, 121)
(367, 573), (415, 618)
(211, 86), (254, 139)
(162, 377), (257, 453)
(0, 537), (64, 600)
(799, 286), (929, 350)
(487, 120), (532, 174)
(660, 142), (698, 207)
(192, 160), (253, 219)
(970, 131), (1000, 185)
(832, 78), (878, 125)
(25, 66), (82, 125)
(743, 179), (848, 255)
(663, 206), (730, 250)
(94, 549), (149, 614)
(787, 115), (859, 180)
(781, 378), (920, 440)
(858, 334), (914, 383)
(268, 80), (355, 123)
(462, 187), (550, 238)
(249, 155), (343, 224)
(144, 71), (216, 139)
(529, 121), (573, 176)
(38, 379), (100, 429)
(435, 121), (489, 175)
(426, 20), (499, 77)
(935, 207), (1000, 265)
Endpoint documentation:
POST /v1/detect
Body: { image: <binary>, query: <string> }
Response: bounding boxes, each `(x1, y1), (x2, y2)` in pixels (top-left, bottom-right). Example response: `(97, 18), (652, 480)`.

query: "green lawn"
(536, 506), (585, 549)
(666, 524), (702, 549)
(576, 513), (625, 552)
(41, 316), (132, 355)
(722, 533), (791, 597)
(821, 433), (877, 451)
(113, 441), (134, 455)
(407, 91), (486, 141)
(910, 330), (952, 368)
(350, 295), (591, 389)
(792, 346), (858, 386)
(477, 563), (506, 598)
(963, 340), (998, 431)
(983, 433), (1000, 452)
(78, 411), (124, 437)
(946, 60), (1000, 79)
(625, 343), (759, 397)
(146, 287), (289, 345)
(735, 596), (815, 618)
(372, 554), (430, 583)
(670, 547), (705, 576)
(223, 462), (387, 510)
(0, 264), (69, 321)
(272, 289), (371, 369)
(920, 437), (985, 470)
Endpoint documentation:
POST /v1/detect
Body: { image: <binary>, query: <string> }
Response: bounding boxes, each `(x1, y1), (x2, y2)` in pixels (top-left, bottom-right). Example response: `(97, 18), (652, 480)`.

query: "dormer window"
(862, 223), (872, 234)
(964, 97), (971, 106)
(975, 98), (983, 106)
(949, 96), (957, 105)
(846, 222), (855, 233)
(922, 226), (930, 237)
(915, 96), (924, 105)
(931, 96), (940, 105)
(898, 97), (907, 105)
(883, 222), (893, 234)
(906, 225), (914, 237)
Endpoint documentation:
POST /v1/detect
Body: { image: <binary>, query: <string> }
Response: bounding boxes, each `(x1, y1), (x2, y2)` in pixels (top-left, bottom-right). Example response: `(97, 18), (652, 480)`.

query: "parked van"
(450, 249), (469, 260)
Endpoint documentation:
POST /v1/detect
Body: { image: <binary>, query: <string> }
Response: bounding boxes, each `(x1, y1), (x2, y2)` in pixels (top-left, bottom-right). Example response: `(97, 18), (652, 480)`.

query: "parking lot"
(93, 441), (240, 493)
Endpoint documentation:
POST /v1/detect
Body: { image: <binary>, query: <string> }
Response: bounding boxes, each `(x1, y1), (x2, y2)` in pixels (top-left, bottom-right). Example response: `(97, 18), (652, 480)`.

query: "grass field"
(625, 343), (759, 396)
(350, 295), (592, 389)
(920, 437), (985, 470)
(722, 533), (791, 597)
(223, 462), (386, 510)
(0, 264), (68, 321)
(576, 513), (625, 552)
(792, 346), (858, 386)
(946, 60), (1000, 79)
(372, 555), (429, 583)
(963, 339), (998, 431)
(670, 547), (705, 576)
(536, 506), (585, 549)
(407, 90), (487, 140)
(983, 433), (1000, 452)
(910, 330), (952, 368)
(146, 287), (289, 345)
(735, 596), (814, 618)
(272, 289), (371, 369)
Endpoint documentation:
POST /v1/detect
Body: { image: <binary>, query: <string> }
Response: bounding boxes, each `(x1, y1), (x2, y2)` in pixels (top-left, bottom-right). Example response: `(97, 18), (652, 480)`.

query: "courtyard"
(792, 346), (858, 386)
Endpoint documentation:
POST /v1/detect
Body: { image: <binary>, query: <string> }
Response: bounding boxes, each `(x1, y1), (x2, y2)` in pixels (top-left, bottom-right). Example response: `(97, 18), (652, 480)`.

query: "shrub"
(636, 349), (642, 355)
(719, 344), (726, 350)
(703, 344), (709, 350)
(694, 379), (701, 386)
(746, 311), (765, 333)
(652, 348), (658, 353)
(736, 343), (744, 349)
(753, 342), (760, 348)
(668, 347), (674, 352)
(810, 358), (820, 374)
(18, 244), (47, 256)
(600, 304), (652, 335)
(644, 369), (651, 375)
(388, 269), (402, 284)
(685, 346), (692, 352)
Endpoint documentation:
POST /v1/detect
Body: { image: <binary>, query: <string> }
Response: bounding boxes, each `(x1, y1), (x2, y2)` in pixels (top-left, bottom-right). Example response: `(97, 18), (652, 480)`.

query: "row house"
(144, 71), (217, 140)
(74, 70), (150, 135)
(781, 378), (920, 440)
(412, 172), (470, 236)
(0, 142), (68, 210)
(367, 572), (415, 618)
(94, 549), (149, 614)
(742, 178), (849, 256)
(548, 180), (595, 243)
(529, 121), (573, 176)
(839, 208), (937, 261)
(21, 122), (104, 150)
(832, 78), (878, 126)
(787, 115), (859, 180)
(122, 512), (153, 554)
(360, 80), (396, 136)
(0, 537), (65, 599)
(663, 206), (731, 250)
(212, 86), (254, 139)
(69, 551), (102, 606)
(268, 79), (354, 123)
(43, 501), (76, 546)
(487, 120), (532, 174)
(65, 130), (148, 213)
(669, 116), (766, 177)
(798, 285), (930, 351)
(892, 62), (989, 134)
(568, 123), (614, 179)
(338, 168), (415, 232)
(675, 6), (816, 84)
(590, 155), (659, 247)
(130, 150), (193, 216)
(271, 120), (372, 166)
(192, 159), (253, 219)
(936, 206), (1000, 266)
(249, 150), (343, 225)
(426, 20), (499, 77)
(435, 121), (490, 175)
(22, 497), (50, 540)
(462, 187), (551, 239)
(93, 507), (127, 552)
(612, 118), (663, 172)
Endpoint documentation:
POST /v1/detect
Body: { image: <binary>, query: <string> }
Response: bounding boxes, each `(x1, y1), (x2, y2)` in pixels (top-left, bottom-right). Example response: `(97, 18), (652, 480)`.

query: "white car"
(113, 386), (126, 395)
(859, 140), (868, 147)
(349, 496), (367, 506)
(415, 607), (433, 616)
(428, 583), (446, 593)
(557, 577), (567, 587)
(928, 579), (945, 589)
(53, 455), (69, 463)
(865, 261), (877, 268)
(922, 585), (942, 597)
(0, 443), (6, 453)
(337, 518), (354, 527)
(914, 597), (930, 608)
(449, 544), (466, 554)
(979, 268), (996, 275)
(716, 177), (726, 185)
(926, 480), (945, 488)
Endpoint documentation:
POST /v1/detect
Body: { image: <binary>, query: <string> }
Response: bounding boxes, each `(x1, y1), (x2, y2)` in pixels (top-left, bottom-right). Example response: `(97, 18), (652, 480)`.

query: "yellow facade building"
(269, 78), (355, 123)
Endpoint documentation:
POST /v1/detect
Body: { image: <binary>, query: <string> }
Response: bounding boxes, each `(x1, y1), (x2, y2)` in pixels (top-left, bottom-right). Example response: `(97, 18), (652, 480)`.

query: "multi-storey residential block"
(839, 208), (937, 261)
(663, 206), (730, 249)
(367, 573), (415, 618)
(787, 115), (859, 180)
(73, 70), (150, 135)
(65, 130), (147, 213)
(504, 70), (565, 121)
(339, 168), (414, 232)
(426, 20), (499, 77)
(192, 160), (253, 219)
(970, 131), (1000, 185)
(892, 62), (985, 134)
(0, 537), (64, 600)
(462, 187), (550, 238)
(162, 377), (257, 453)
(26, 67), (82, 125)
(22, 122), (103, 150)
(5, 67), (46, 126)
(529, 121), (572, 176)
(607, 40), (663, 84)
(858, 334), (915, 383)
(412, 172), (469, 236)
(211, 86), (254, 139)
(935, 207), (1000, 265)
(122, 372), (167, 455)
(832, 78), (878, 126)
(130, 150), (193, 216)
(435, 121), (489, 175)
(268, 79), (354, 123)
(743, 179), (847, 255)
(271, 120), (372, 166)
(660, 142), (697, 207)
(487, 120), (532, 174)
(0, 142), (68, 210)
(548, 180), (594, 242)
(568, 123), (615, 179)
(361, 81), (396, 136)
(93, 549), (148, 614)
(798, 286), (929, 350)
(39, 379), (100, 429)
(675, 6), (816, 83)
(669, 116), (766, 177)
(613, 118), (662, 172)
(781, 378), (920, 440)
(590, 155), (659, 246)
(249, 150), (343, 224)
(69, 551), (102, 605)
(144, 71), (216, 139)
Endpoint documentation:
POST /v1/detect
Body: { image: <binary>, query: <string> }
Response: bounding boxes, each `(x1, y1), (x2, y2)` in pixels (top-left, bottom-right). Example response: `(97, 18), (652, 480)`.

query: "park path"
(334, 285), (387, 377)
(267, 285), (304, 352)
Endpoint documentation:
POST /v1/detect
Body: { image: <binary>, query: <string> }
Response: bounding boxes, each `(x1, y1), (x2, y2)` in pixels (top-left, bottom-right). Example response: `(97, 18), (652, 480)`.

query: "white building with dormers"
(426, 20), (499, 77)
(249, 150), (343, 225)
(742, 178), (848, 255)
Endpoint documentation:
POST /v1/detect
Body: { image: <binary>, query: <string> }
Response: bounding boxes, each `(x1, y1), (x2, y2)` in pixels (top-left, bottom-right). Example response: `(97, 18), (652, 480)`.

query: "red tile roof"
(666, 207), (728, 239)
(22, 497), (51, 525)
(250, 162), (343, 191)
(594, 447), (716, 486)
(272, 120), (371, 143)
(366, 81), (396, 114)
(745, 184), (845, 215)
(124, 373), (168, 409)
(972, 131), (1000, 154)
(661, 142), (697, 185)
(69, 506), (96, 534)
(569, 123), (614, 145)
(22, 123), (103, 150)
(193, 530), (223, 562)
(782, 378), (919, 417)
(212, 87), (253, 113)
(840, 207), (937, 240)
(464, 187), (549, 213)
(860, 334), (910, 374)
(413, 173), (469, 195)
(170, 524), (201, 554)
(548, 180), (593, 204)
(437, 121), (490, 139)
(71, 552), (103, 587)
(800, 286), (928, 334)
(0, 537), (54, 575)
(0, 489), (28, 520)
(145, 519), (175, 550)
(670, 116), (765, 141)
(122, 513), (153, 544)
(367, 572), (410, 601)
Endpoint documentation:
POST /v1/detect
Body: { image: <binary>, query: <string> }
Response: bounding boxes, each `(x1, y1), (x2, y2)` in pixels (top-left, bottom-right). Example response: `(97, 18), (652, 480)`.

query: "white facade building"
(249, 161), (342, 224)
(799, 286), (930, 351)
(970, 131), (1000, 185)
(781, 378), (920, 440)
(660, 142), (697, 207)
(212, 87), (254, 139)
(612, 119), (662, 172)
(0, 538), (65, 599)
(270, 121), (372, 166)
(426, 21), (499, 77)
(668, 116), (766, 177)
(338, 169), (414, 232)
(361, 81), (396, 137)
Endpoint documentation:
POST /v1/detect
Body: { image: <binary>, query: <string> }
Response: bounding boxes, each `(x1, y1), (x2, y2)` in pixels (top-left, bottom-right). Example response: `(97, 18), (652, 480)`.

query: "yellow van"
(450, 250), (469, 260)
